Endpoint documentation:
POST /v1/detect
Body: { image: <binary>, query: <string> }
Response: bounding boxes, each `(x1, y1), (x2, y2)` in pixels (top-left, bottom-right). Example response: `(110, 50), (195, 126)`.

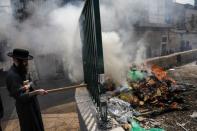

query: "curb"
(75, 87), (124, 131)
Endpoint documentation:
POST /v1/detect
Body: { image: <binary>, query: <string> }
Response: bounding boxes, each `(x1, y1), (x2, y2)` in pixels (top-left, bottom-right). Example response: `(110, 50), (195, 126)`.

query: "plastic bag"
(131, 119), (165, 131)
(128, 70), (144, 81)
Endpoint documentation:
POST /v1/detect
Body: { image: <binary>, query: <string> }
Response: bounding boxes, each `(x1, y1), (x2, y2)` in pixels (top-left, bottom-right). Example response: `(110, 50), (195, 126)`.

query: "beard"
(17, 63), (28, 75)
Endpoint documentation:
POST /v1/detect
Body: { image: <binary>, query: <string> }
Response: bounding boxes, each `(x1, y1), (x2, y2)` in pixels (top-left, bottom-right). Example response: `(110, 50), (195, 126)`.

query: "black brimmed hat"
(7, 49), (33, 60)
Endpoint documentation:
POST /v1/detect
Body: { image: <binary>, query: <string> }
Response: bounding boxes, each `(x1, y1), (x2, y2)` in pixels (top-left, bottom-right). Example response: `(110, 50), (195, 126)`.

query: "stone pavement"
(1, 102), (80, 131)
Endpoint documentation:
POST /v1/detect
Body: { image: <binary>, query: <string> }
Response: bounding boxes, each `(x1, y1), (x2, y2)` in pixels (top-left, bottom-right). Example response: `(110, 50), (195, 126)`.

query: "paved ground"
(1, 104), (80, 131)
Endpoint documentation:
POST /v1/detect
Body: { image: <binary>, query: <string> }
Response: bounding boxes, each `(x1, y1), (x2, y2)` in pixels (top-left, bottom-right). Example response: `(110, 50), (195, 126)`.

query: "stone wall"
(146, 49), (197, 69)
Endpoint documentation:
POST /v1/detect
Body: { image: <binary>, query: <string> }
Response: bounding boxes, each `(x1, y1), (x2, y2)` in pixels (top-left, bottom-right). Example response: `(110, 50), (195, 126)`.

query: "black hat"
(7, 49), (33, 60)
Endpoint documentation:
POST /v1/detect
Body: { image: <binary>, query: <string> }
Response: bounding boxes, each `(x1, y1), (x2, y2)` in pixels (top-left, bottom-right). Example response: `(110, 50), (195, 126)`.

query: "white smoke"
(0, 0), (150, 83)
(100, 0), (146, 31)
(0, 8), (12, 40)
(0, 1), (84, 82)
(102, 32), (130, 84)
(100, 0), (148, 83)
(135, 39), (147, 64)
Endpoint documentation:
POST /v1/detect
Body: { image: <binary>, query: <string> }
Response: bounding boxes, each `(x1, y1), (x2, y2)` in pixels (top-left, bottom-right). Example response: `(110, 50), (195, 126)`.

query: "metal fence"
(79, 0), (108, 122)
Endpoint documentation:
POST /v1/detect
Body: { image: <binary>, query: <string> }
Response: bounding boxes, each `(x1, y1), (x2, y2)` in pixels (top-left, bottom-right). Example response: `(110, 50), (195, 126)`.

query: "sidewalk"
(2, 103), (80, 131)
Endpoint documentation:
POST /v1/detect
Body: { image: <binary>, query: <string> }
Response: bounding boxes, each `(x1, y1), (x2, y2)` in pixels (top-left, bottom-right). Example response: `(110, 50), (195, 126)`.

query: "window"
(162, 36), (167, 42)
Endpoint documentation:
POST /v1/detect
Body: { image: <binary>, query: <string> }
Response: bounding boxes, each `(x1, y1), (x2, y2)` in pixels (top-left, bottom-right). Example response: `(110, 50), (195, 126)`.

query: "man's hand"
(29, 89), (48, 96)
(35, 89), (48, 95)
(22, 80), (30, 92)
(22, 84), (30, 91)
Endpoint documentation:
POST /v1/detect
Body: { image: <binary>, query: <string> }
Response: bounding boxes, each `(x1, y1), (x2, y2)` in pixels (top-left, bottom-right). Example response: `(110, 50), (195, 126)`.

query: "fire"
(151, 65), (167, 81)
(104, 64), (184, 112)
(151, 65), (176, 84)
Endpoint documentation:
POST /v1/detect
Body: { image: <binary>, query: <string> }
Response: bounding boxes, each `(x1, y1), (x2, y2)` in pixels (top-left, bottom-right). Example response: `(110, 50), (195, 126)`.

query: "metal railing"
(79, 0), (109, 124)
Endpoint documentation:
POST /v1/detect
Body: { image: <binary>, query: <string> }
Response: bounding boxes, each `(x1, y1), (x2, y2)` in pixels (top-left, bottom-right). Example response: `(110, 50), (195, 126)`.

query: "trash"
(146, 119), (162, 128)
(139, 109), (150, 113)
(134, 116), (147, 122)
(169, 68), (175, 71)
(169, 84), (187, 92)
(176, 121), (189, 131)
(132, 109), (141, 116)
(190, 111), (197, 118)
(104, 82), (132, 97)
(113, 85), (131, 96)
(123, 65), (187, 114)
(140, 107), (186, 117)
(105, 64), (191, 130)
(119, 85), (131, 93)
(116, 111), (133, 123)
(108, 98), (131, 117)
(119, 92), (140, 106)
(128, 69), (145, 82)
(101, 77), (116, 93)
(190, 112), (197, 120)
(122, 123), (132, 130)
(130, 119), (164, 131)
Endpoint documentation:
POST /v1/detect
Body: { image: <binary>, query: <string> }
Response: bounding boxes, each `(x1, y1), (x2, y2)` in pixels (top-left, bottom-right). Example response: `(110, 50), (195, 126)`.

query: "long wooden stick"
(46, 84), (87, 93)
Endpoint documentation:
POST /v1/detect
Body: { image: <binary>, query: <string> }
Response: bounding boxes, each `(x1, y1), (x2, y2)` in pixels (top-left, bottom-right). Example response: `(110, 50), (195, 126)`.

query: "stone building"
(134, 0), (173, 57)
(134, 0), (197, 58)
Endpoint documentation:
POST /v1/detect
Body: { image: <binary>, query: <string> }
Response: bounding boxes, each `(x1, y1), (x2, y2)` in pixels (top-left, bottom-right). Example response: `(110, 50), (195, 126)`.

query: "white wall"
(0, 0), (11, 13)
(146, 0), (173, 24)
(0, 0), (10, 5)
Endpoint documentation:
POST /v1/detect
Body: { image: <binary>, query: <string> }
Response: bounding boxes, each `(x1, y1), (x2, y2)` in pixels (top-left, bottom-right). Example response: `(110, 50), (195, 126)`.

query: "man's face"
(14, 58), (29, 74)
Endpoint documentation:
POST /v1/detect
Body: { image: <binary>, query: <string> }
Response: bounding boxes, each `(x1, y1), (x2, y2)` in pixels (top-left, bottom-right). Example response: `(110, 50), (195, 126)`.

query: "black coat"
(0, 95), (3, 119)
(6, 65), (44, 131)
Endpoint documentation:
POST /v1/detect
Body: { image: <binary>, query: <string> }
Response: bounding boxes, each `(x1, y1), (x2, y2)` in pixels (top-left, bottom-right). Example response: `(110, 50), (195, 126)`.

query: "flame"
(151, 65), (176, 84)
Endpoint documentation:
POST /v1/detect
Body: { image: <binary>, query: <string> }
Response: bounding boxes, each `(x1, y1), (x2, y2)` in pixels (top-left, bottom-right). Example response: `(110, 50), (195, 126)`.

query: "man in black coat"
(0, 95), (3, 131)
(6, 49), (48, 131)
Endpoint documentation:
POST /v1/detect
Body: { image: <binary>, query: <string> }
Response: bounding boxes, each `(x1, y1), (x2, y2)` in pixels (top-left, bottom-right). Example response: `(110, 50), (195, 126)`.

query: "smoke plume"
(0, 0), (150, 83)
(0, 1), (84, 81)
(100, 0), (148, 83)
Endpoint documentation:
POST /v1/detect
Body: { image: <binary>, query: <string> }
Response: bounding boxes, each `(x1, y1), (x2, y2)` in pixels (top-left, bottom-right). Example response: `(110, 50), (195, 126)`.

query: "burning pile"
(120, 65), (186, 112)
(101, 64), (192, 130)
(103, 64), (188, 117)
